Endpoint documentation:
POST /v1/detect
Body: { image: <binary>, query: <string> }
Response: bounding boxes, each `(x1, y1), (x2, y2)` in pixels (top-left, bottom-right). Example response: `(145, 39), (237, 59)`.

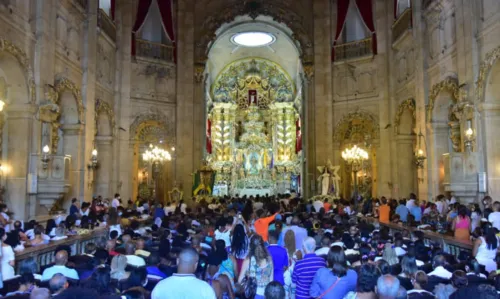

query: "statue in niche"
(317, 167), (331, 196)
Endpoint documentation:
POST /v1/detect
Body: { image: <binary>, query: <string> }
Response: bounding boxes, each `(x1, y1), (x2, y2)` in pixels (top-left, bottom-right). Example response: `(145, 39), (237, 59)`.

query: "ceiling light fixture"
(231, 32), (276, 47)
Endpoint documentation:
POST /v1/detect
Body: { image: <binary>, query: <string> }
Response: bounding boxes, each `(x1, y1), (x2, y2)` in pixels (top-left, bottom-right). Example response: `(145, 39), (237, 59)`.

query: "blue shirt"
(309, 268), (357, 299)
(410, 206), (422, 221)
(69, 204), (79, 216)
(292, 253), (326, 299)
(395, 204), (409, 222)
(267, 244), (289, 285)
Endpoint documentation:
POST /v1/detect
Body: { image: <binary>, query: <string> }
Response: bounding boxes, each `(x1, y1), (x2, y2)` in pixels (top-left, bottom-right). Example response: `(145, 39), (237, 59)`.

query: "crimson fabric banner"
(131, 0), (153, 56)
(206, 118), (212, 154)
(296, 118), (302, 153)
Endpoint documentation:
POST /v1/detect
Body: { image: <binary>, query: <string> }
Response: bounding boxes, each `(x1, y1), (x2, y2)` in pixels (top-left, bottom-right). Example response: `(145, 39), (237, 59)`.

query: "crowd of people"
(0, 192), (498, 299)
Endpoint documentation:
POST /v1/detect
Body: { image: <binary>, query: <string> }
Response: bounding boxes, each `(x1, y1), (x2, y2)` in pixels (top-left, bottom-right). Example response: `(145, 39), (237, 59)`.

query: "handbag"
(315, 278), (341, 299)
(240, 257), (258, 298)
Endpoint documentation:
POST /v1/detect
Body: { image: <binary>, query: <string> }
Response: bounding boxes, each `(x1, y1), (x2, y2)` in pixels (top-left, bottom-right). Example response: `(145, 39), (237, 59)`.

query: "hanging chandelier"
(414, 129), (427, 168)
(142, 144), (172, 163)
(341, 145), (369, 169)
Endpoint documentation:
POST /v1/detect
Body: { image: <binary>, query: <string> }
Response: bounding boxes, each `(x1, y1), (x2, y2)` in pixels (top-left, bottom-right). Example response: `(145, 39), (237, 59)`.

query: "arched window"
(138, 0), (171, 45)
(341, 0), (369, 43)
(396, 0), (410, 17)
(99, 0), (111, 16)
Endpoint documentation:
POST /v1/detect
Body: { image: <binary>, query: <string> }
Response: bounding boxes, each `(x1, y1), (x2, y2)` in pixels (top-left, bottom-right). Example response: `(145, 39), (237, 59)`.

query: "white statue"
(317, 167), (331, 196)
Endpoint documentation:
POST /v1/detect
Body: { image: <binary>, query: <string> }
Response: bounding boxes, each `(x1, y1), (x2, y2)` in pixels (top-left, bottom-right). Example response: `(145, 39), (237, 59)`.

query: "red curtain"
(131, 0), (153, 56)
(295, 118), (302, 153)
(111, 0), (116, 20)
(206, 119), (212, 154)
(158, 0), (176, 63)
(332, 0), (350, 61)
(356, 0), (377, 55)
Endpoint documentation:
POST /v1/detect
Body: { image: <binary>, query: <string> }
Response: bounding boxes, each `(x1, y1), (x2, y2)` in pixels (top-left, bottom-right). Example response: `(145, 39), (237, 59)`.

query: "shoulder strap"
(316, 278), (341, 299)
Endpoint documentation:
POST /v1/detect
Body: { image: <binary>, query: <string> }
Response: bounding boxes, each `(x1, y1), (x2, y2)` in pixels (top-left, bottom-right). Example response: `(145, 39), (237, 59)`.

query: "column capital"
(194, 62), (206, 83)
(61, 124), (84, 135)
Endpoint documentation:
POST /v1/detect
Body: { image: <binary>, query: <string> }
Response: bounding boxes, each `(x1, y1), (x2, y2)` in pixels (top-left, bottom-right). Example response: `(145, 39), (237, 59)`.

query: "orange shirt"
(254, 213), (277, 242)
(324, 203), (332, 211)
(379, 205), (390, 223)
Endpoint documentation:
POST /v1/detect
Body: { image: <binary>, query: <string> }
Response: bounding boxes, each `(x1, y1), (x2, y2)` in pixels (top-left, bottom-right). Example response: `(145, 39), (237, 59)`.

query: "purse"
(240, 257), (258, 299)
(315, 278), (341, 299)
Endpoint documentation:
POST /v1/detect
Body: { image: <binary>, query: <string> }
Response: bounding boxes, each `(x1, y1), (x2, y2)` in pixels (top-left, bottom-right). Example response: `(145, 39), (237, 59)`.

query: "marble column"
(312, 0), (333, 175)
(303, 65), (315, 198)
(5, 104), (37, 221)
(193, 63), (206, 171)
(428, 123), (449, 197)
(61, 124), (84, 201)
(79, 0), (98, 203)
(395, 134), (416, 198)
(479, 103), (500, 198)
(413, 0), (430, 201)
(176, 0), (195, 198)
(95, 136), (113, 197)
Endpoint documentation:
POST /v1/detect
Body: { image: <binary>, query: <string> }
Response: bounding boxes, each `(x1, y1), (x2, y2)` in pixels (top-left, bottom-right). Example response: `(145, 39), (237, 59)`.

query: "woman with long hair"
(381, 243), (399, 266)
(230, 224), (248, 273)
(310, 246), (358, 298)
(398, 256), (418, 291)
(283, 229), (297, 299)
(452, 205), (471, 240)
(212, 239), (237, 280)
(82, 266), (117, 295)
(237, 235), (273, 299)
(343, 263), (381, 299)
(283, 230), (296, 263)
(473, 225), (500, 273)
(0, 227), (15, 280)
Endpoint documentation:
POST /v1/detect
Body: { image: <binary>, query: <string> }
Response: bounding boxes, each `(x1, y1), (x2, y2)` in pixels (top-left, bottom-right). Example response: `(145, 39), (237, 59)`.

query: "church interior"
(0, 0), (499, 221)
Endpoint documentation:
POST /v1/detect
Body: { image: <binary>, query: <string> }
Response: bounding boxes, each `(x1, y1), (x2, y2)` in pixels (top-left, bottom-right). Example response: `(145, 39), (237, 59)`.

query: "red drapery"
(332, 0), (350, 61)
(131, 0), (152, 56)
(206, 119), (212, 154)
(295, 118), (302, 153)
(158, 0), (176, 63)
(356, 0), (377, 55)
(111, 0), (116, 20)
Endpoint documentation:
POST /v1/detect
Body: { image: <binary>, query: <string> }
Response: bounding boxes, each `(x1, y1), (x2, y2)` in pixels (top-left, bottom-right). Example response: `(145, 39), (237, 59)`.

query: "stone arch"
(129, 111), (175, 144)
(476, 45), (500, 103)
(426, 76), (459, 122)
(0, 38), (35, 103)
(52, 77), (84, 123)
(195, 1), (313, 64)
(394, 98), (416, 135)
(94, 99), (115, 137)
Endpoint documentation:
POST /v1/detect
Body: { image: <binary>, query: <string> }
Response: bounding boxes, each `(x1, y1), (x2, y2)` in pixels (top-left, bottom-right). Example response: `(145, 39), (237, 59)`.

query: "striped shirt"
(292, 253), (326, 299)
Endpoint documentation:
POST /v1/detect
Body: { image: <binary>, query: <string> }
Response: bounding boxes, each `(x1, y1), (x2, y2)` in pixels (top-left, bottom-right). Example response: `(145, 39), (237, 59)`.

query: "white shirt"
(315, 247), (330, 256)
(436, 201), (444, 214)
(180, 203), (187, 214)
(406, 199), (416, 211)
(395, 247), (407, 256)
(80, 209), (89, 217)
(488, 211), (500, 230)
(112, 198), (120, 208)
(313, 200), (324, 213)
(428, 266), (452, 279)
(151, 274), (216, 299)
(42, 265), (79, 281)
(214, 229), (231, 248)
(126, 255), (146, 267)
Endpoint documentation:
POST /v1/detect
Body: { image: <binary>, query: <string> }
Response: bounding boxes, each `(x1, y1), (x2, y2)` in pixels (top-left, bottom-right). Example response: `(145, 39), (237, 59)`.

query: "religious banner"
(296, 118), (302, 153)
(206, 118), (212, 154)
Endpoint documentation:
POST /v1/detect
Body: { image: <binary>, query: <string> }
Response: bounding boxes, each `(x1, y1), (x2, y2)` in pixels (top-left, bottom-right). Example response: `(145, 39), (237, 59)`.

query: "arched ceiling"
(207, 16), (301, 84)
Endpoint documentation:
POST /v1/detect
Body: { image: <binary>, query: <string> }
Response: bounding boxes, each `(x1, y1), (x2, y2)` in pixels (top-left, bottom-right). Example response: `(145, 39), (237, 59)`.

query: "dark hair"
(451, 270), (468, 288)
(458, 205), (467, 218)
(5, 231), (20, 247)
(327, 246), (347, 277)
(85, 267), (112, 293)
(0, 227), (5, 239)
(57, 287), (99, 299)
(264, 281), (286, 299)
(357, 264), (381, 292)
(45, 219), (57, 235)
(121, 289), (145, 299)
(148, 252), (160, 266)
(213, 239), (228, 262)
(467, 259), (482, 275)
(376, 259), (391, 275)
(231, 224), (248, 257)
(401, 256), (418, 277)
(19, 257), (38, 275)
(494, 275), (500, 292)
(126, 267), (148, 288)
(109, 230), (119, 240)
(19, 272), (35, 285)
(94, 249), (109, 265)
(484, 226), (498, 250)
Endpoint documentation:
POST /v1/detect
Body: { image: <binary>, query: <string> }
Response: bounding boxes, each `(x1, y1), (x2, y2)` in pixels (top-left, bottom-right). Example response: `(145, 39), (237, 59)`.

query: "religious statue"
(317, 167), (331, 196)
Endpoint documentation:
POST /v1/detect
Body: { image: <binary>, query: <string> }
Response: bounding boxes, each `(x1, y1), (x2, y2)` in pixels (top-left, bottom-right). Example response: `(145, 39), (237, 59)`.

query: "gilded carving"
(0, 38), (36, 103)
(426, 77), (459, 122)
(53, 77), (84, 123)
(130, 109), (175, 145)
(303, 63), (314, 82)
(95, 99), (116, 137)
(333, 109), (379, 144)
(196, 0), (313, 64)
(194, 63), (206, 83)
(394, 98), (416, 134)
(475, 45), (500, 102)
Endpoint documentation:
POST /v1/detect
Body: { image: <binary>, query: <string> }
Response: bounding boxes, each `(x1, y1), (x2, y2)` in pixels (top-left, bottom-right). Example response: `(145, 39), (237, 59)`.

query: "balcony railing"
(333, 37), (373, 62)
(98, 9), (116, 42)
(136, 39), (175, 63)
(392, 8), (412, 44)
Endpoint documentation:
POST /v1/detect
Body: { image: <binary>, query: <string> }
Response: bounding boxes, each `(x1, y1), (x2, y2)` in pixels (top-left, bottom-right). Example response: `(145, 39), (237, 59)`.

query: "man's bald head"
(302, 237), (316, 253)
(54, 250), (68, 265)
(49, 273), (68, 294)
(177, 247), (199, 274)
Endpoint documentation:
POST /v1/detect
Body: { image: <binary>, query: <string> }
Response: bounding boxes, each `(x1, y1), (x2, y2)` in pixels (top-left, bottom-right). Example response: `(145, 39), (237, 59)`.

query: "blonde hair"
(110, 254), (128, 279)
(382, 243), (399, 265)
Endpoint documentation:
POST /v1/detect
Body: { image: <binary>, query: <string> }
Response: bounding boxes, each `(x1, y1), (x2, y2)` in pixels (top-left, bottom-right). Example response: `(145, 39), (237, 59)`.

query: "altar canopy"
(207, 58), (302, 196)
